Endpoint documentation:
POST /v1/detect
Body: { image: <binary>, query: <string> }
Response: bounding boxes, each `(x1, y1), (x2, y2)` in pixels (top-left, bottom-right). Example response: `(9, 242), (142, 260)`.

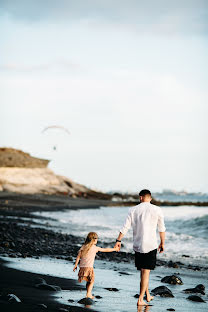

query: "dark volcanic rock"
(68, 299), (75, 303)
(183, 284), (205, 295)
(134, 294), (139, 298)
(35, 283), (61, 291)
(151, 286), (174, 298)
(95, 295), (102, 299)
(167, 309), (175, 311)
(119, 271), (131, 275)
(37, 303), (48, 309)
(161, 275), (183, 285)
(78, 298), (94, 305)
(187, 295), (205, 302)
(6, 294), (21, 303)
(104, 287), (119, 292)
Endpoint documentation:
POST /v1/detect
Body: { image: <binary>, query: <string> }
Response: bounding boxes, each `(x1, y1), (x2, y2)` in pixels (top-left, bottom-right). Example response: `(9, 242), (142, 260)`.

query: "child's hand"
(73, 266), (77, 272)
(114, 246), (120, 252)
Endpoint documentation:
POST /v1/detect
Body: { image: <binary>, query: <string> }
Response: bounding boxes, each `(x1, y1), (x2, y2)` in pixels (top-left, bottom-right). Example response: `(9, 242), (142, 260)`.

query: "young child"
(73, 232), (119, 299)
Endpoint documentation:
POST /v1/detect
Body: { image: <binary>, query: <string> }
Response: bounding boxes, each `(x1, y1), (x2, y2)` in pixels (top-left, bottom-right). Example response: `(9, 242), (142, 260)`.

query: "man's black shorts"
(135, 249), (157, 270)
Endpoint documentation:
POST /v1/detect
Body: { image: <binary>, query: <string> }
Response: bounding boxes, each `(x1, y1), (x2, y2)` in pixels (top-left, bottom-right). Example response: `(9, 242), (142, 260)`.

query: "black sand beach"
(0, 192), (207, 312)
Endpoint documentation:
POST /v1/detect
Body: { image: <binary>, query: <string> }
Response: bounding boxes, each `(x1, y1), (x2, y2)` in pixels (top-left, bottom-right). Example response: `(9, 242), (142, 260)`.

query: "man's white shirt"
(120, 202), (166, 253)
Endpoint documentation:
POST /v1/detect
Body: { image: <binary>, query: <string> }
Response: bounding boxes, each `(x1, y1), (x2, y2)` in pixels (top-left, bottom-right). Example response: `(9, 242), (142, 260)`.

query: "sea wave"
(167, 214), (208, 239)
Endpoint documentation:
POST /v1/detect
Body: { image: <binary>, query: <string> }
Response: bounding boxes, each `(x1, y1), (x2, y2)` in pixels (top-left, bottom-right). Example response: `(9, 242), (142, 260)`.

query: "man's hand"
(158, 242), (164, 253)
(114, 241), (121, 251)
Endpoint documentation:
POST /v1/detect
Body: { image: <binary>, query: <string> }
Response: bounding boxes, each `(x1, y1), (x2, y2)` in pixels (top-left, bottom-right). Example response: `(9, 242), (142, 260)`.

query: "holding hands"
(114, 245), (120, 252)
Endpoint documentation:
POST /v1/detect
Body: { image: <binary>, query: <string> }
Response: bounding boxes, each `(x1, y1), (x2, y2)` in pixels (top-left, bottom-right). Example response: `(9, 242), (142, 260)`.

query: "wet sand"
(0, 192), (207, 311)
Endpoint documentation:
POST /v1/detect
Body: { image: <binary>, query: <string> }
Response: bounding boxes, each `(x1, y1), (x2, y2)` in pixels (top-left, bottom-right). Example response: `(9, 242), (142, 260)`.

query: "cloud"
(0, 0), (207, 36)
(0, 60), (80, 73)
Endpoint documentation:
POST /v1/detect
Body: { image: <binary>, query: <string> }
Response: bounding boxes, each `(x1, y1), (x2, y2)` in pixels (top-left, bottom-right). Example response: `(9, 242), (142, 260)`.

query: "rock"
(37, 303), (48, 309)
(187, 295), (205, 302)
(134, 294), (139, 298)
(151, 286), (174, 298)
(78, 298), (94, 305)
(167, 309), (175, 311)
(95, 295), (102, 299)
(65, 256), (73, 261)
(104, 288), (119, 292)
(34, 278), (47, 284)
(7, 294), (21, 303)
(183, 284), (205, 295)
(118, 271), (131, 275)
(0, 148), (49, 168)
(182, 254), (190, 257)
(58, 308), (68, 312)
(161, 275), (183, 285)
(35, 283), (61, 291)
(168, 261), (179, 268)
(68, 299), (75, 303)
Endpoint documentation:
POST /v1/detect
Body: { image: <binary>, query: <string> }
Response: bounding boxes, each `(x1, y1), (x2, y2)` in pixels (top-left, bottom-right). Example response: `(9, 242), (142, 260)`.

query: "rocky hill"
(0, 148), (111, 199)
(0, 148), (49, 168)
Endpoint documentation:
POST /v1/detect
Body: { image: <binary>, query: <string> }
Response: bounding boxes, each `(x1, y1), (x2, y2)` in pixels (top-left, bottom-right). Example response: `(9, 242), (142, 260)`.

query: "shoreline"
(1, 192), (208, 211)
(0, 192), (207, 311)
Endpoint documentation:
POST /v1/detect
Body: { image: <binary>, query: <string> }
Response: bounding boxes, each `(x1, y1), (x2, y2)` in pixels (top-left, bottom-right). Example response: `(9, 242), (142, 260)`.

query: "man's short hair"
(139, 189), (151, 197)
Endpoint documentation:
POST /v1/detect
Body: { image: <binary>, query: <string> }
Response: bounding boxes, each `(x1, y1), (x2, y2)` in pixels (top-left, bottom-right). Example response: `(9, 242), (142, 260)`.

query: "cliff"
(0, 148), (49, 168)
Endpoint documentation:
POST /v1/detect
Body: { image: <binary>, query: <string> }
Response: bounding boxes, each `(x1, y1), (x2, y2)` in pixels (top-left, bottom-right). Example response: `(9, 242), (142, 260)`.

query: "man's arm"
(114, 208), (133, 250)
(157, 208), (166, 253)
(114, 232), (124, 250)
(158, 231), (165, 253)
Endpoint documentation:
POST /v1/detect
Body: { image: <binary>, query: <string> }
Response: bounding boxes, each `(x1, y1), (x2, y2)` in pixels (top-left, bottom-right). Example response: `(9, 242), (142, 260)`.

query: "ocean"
(33, 205), (208, 267)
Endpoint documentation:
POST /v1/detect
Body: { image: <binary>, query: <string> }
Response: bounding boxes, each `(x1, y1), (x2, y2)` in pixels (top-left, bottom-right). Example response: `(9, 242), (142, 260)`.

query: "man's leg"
(145, 277), (154, 302)
(138, 269), (150, 306)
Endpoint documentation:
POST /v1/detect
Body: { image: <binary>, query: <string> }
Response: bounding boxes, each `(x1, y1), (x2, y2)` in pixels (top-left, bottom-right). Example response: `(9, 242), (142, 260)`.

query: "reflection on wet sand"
(137, 304), (151, 312)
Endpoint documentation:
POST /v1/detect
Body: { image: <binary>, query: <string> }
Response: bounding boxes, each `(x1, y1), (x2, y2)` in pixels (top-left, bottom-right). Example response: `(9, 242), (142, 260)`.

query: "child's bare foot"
(146, 295), (154, 302)
(137, 299), (148, 306)
(86, 295), (95, 299)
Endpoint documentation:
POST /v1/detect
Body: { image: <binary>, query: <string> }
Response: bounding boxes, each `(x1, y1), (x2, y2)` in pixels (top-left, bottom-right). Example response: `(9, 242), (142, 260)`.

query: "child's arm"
(73, 252), (81, 271)
(97, 246), (119, 253)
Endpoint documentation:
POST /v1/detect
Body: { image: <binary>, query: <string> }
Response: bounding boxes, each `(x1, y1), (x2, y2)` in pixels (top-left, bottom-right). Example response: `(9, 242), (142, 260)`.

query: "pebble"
(151, 286), (174, 298)
(35, 283), (61, 291)
(187, 295), (205, 302)
(104, 288), (119, 291)
(78, 297), (94, 305)
(37, 303), (48, 309)
(183, 284), (205, 295)
(161, 275), (183, 285)
(7, 294), (21, 303)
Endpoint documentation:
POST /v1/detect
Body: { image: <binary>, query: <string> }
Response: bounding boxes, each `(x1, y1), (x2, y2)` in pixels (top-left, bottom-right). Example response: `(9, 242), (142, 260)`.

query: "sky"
(0, 0), (208, 193)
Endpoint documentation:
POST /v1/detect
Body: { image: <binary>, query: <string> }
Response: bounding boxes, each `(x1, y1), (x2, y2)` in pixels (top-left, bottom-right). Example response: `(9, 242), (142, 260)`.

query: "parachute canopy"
(42, 125), (70, 135)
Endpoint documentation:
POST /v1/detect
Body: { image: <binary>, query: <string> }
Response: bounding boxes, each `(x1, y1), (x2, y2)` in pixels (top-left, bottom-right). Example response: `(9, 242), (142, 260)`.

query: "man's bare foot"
(137, 299), (148, 306)
(146, 295), (154, 302)
(86, 295), (95, 299)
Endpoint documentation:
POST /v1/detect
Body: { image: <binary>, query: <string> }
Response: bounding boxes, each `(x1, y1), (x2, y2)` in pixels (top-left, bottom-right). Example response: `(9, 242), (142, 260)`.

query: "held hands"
(114, 245), (120, 252)
(114, 241), (121, 251)
(158, 242), (164, 253)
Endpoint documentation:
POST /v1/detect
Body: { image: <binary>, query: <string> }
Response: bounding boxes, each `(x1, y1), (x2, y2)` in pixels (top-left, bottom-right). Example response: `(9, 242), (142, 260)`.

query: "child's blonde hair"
(80, 232), (98, 257)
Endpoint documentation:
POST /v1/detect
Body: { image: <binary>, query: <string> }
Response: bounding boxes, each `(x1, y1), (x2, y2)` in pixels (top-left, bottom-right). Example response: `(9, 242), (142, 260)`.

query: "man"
(115, 189), (166, 306)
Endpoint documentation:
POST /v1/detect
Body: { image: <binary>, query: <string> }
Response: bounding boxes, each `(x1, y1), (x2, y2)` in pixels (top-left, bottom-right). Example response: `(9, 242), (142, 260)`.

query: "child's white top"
(79, 245), (99, 268)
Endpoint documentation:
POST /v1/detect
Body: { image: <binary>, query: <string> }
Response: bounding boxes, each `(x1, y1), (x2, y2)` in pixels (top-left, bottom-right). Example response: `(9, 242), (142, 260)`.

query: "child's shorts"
(78, 267), (95, 283)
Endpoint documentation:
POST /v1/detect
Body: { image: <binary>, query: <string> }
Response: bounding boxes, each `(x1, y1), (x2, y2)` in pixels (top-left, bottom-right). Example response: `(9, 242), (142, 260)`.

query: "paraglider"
(41, 125), (70, 135)
(41, 125), (70, 151)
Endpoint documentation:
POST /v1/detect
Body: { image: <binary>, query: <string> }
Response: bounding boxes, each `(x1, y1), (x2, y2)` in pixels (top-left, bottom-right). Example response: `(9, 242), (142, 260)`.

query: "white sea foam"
(33, 205), (208, 266)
